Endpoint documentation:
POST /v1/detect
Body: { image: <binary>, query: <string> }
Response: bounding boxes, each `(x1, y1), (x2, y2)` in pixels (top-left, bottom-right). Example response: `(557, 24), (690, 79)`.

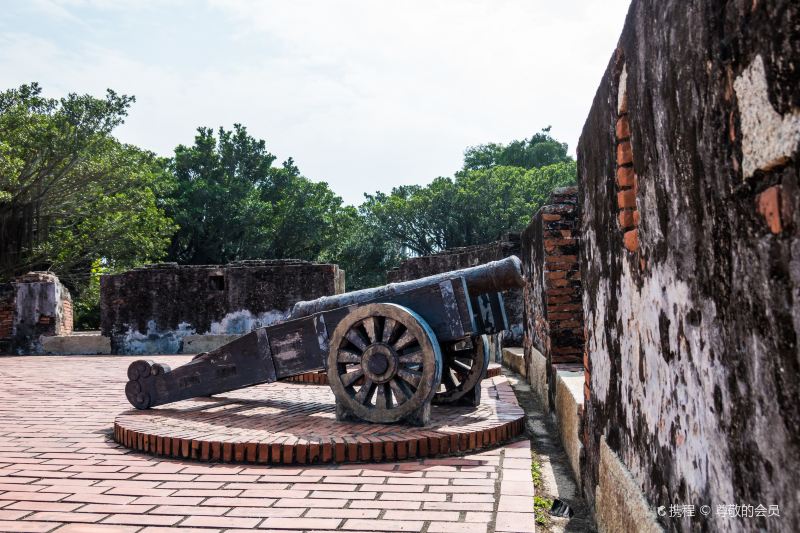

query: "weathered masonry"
(577, 0), (800, 531)
(0, 272), (73, 354)
(101, 260), (344, 354)
(520, 186), (584, 402)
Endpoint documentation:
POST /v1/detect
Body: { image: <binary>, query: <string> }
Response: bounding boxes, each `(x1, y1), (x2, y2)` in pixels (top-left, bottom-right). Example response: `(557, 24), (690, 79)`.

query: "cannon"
(125, 256), (524, 426)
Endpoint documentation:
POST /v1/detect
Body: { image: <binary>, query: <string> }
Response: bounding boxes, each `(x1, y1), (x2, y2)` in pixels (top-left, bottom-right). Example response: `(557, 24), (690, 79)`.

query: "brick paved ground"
(0, 356), (537, 533)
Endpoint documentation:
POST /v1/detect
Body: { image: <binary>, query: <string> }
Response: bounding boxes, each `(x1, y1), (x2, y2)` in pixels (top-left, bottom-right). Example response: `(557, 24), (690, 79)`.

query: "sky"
(0, 0), (631, 206)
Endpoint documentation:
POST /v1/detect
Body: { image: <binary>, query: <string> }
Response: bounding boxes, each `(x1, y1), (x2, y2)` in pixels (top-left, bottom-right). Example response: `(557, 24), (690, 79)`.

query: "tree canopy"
(0, 83), (175, 285)
(164, 124), (350, 265)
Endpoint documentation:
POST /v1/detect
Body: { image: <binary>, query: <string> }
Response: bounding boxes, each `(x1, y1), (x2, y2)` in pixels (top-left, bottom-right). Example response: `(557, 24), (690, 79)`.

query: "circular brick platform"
(284, 362), (503, 385)
(114, 377), (524, 465)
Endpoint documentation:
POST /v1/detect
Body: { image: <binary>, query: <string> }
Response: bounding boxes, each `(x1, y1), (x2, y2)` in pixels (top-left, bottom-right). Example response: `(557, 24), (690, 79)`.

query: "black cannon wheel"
(327, 303), (442, 424)
(433, 335), (489, 406)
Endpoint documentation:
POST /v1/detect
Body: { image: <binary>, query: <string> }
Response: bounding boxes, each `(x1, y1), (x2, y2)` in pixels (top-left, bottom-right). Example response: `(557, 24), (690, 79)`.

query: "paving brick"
(0, 521), (54, 532)
(25, 510), (108, 522)
(180, 515), (261, 528)
(261, 517), (343, 529)
(306, 508), (380, 519)
(495, 511), (536, 532)
(6, 501), (82, 512)
(428, 522), (489, 533)
(343, 518), (425, 531)
(139, 526), (222, 533)
(53, 525), (141, 532)
(274, 498), (346, 508)
(384, 510), (460, 521)
(227, 507), (304, 518)
(152, 505), (229, 515)
(103, 513), (182, 525)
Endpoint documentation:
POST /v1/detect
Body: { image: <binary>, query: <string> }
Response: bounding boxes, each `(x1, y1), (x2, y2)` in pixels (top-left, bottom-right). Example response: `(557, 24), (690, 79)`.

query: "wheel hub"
(361, 343), (398, 384)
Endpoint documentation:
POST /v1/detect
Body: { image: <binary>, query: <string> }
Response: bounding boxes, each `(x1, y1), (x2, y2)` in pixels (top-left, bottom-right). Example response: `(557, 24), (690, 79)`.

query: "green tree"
(165, 124), (350, 265)
(362, 162), (576, 257)
(0, 83), (175, 281)
(462, 127), (571, 171)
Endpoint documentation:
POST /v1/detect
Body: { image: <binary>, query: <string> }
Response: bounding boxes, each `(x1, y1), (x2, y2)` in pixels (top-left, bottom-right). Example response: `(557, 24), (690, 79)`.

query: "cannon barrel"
(290, 255), (524, 319)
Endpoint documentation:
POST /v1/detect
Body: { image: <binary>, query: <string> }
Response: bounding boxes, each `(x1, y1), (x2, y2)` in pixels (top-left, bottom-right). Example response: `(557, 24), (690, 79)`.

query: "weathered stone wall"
(1, 272), (74, 354)
(386, 234), (523, 353)
(578, 1), (800, 531)
(101, 260), (344, 354)
(521, 187), (585, 413)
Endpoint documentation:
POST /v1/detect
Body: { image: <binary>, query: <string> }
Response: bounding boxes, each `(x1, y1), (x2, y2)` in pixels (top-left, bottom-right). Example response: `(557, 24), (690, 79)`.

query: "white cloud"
(0, 0), (631, 205)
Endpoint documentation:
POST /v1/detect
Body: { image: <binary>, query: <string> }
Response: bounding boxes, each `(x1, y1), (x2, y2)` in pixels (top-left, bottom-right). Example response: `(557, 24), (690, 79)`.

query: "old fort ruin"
(0, 0), (798, 531)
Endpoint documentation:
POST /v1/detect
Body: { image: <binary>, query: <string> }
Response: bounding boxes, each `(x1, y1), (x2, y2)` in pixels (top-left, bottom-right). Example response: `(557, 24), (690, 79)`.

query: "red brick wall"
(0, 286), (13, 340)
(60, 297), (73, 336)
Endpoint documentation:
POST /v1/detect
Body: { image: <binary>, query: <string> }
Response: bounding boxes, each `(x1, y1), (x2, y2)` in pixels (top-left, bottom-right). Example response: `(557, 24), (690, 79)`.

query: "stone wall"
(101, 260), (344, 354)
(578, 1), (800, 531)
(520, 186), (584, 410)
(0, 272), (73, 354)
(386, 234), (523, 354)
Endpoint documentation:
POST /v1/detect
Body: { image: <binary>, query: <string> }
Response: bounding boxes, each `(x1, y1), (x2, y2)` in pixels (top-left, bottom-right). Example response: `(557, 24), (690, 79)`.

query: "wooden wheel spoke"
(354, 378), (374, 405)
(340, 368), (364, 387)
(346, 329), (369, 351)
(362, 317), (378, 344)
(398, 350), (424, 365)
(381, 318), (398, 343)
(397, 368), (422, 388)
(389, 378), (410, 405)
(375, 384), (389, 410)
(393, 330), (417, 351)
(337, 349), (362, 364)
(442, 368), (458, 390)
(449, 359), (472, 375)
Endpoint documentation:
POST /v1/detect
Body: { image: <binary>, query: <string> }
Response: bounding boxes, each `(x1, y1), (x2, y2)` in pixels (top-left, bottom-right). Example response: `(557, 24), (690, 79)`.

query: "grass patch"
(534, 495), (554, 526)
(531, 451), (551, 526)
(531, 453), (543, 488)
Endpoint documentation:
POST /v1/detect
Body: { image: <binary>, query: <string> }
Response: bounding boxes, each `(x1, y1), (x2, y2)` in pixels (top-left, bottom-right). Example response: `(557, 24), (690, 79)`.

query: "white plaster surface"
(208, 309), (286, 334)
(734, 54), (800, 178)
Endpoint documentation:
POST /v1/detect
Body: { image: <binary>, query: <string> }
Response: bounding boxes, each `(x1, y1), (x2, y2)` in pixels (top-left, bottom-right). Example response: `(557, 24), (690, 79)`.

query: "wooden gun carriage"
(125, 256), (524, 426)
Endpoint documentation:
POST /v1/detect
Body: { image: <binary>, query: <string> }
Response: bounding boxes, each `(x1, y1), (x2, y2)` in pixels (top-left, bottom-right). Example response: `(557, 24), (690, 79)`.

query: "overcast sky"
(1, 0), (631, 205)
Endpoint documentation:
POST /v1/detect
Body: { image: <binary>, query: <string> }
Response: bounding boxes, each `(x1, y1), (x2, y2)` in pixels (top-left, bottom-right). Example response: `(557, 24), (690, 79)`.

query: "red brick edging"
(114, 377), (525, 465)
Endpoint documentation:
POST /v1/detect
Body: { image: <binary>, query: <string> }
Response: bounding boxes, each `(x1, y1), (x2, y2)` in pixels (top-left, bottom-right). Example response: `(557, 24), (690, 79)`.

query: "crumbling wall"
(100, 260), (344, 354)
(578, 1), (800, 531)
(521, 187), (585, 414)
(5, 272), (73, 354)
(386, 234), (523, 355)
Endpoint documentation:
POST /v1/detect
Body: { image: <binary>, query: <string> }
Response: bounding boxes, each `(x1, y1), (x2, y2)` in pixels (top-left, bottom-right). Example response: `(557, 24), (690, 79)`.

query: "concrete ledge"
(182, 334), (242, 354)
(501, 347), (526, 376)
(555, 369), (584, 486)
(596, 436), (663, 533)
(528, 346), (547, 403)
(41, 333), (111, 355)
(525, 346), (584, 487)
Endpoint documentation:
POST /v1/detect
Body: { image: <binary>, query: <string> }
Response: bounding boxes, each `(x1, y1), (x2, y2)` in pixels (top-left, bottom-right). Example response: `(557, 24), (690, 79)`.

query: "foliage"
(165, 125), (349, 265)
(362, 161), (576, 256)
(0, 83), (176, 287)
(462, 126), (571, 172)
(321, 206), (405, 290)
